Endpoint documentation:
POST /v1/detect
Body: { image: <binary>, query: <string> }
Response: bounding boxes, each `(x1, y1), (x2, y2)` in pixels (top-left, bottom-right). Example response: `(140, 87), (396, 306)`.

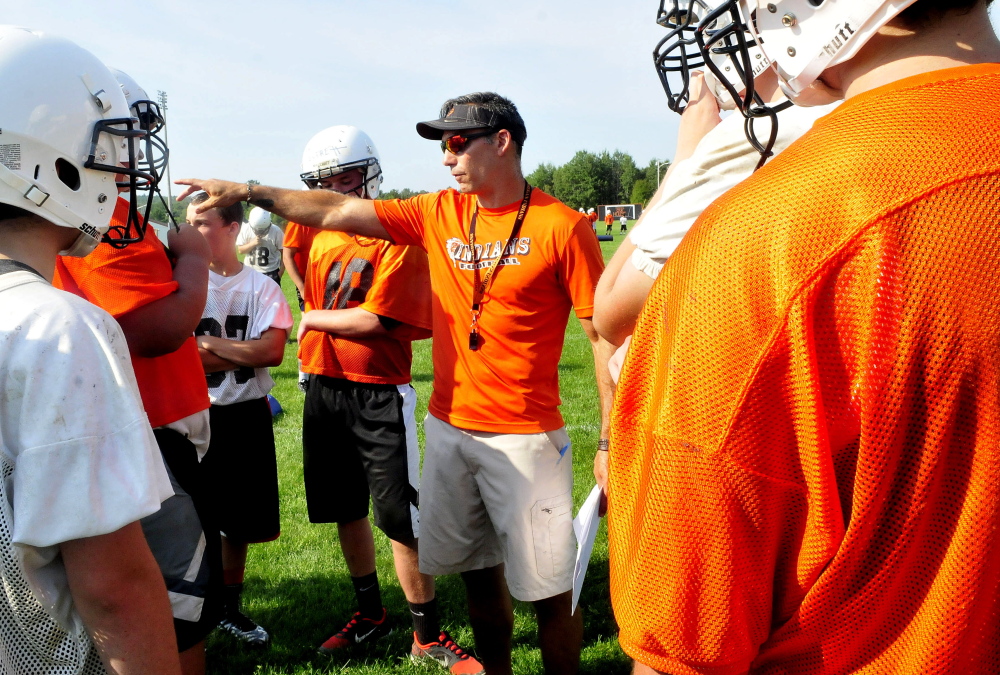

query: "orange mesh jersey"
(53, 199), (210, 428)
(609, 64), (1000, 675)
(375, 187), (604, 433)
(283, 221), (318, 275)
(299, 231), (431, 385)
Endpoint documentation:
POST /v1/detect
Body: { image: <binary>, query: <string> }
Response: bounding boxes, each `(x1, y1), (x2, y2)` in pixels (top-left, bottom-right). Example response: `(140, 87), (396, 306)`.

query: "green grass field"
(207, 231), (633, 674)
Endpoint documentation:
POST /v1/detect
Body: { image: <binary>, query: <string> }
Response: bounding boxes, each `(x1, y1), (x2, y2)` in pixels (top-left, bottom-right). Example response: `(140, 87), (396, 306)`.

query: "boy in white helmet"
(295, 125), (482, 674)
(607, 1), (1000, 673)
(0, 26), (181, 674)
(237, 206), (284, 285)
(594, 0), (839, 348)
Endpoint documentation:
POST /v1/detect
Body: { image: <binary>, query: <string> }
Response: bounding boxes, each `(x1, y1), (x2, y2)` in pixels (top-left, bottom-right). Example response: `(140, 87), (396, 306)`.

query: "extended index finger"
(174, 179), (204, 203)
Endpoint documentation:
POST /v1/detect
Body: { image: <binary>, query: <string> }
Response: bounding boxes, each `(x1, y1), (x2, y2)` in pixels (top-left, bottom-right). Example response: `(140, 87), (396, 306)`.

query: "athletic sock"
(223, 582), (244, 617)
(351, 572), (383, 620)
(408, 598), (440, 645)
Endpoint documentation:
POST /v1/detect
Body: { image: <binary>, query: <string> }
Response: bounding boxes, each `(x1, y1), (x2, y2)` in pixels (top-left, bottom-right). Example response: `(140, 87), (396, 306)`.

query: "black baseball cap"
(416, 104), (499, 140)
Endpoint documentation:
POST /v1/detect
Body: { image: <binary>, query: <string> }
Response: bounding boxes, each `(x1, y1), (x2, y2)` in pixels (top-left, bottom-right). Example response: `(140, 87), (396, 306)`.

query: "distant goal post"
(598, 204), (643, 220)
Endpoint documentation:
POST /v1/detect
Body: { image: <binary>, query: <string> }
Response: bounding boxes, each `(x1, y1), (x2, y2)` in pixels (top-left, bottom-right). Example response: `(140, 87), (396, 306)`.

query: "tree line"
(144, 152), (667, 227)
(526, 151), (669, 211)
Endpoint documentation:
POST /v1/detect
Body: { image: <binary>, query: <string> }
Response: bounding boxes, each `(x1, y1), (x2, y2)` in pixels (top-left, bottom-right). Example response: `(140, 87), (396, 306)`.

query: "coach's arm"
(580, 317), (616, 511)
(176, 179), (391, 241)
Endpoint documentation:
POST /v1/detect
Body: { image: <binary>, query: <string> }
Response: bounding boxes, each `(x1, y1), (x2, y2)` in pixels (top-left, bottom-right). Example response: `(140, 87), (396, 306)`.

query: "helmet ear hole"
(33, 165), (40, 180)
(55, 158), (81, 191)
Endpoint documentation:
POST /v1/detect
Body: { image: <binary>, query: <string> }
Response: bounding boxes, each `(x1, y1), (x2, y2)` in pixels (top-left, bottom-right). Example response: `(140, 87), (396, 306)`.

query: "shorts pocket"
(530, 492), (574, 579)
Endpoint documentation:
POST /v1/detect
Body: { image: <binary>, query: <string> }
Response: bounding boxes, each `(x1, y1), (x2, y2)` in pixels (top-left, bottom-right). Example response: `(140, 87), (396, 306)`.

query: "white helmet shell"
(0, 27), (134, 256)
(300, 125), (383, 199)
(750, 0), (917, 104)
(247, 207), (272, 236)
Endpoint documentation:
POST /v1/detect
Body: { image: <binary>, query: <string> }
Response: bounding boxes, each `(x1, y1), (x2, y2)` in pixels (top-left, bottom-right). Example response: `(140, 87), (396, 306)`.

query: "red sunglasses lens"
(442, 135), (468, 154)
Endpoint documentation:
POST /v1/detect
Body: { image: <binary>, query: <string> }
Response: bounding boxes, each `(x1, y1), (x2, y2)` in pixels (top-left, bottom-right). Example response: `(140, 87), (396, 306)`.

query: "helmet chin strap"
(0, 160), (104, 257)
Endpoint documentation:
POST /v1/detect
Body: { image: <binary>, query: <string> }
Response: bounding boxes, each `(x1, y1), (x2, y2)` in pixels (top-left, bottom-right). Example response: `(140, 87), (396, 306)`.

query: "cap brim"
(416, 118), (493, 140)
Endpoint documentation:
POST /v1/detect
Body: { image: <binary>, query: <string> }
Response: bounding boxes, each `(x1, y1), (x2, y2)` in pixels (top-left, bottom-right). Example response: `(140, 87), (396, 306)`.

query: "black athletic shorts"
(203, 397), (281, 543)
(302, 375), (419, 542)
(143, 428), (224, 652)
(264, 268), (281, 285)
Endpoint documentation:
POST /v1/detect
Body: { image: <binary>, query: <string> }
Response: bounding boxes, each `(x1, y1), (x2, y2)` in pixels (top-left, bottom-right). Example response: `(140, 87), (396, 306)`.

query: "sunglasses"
(440, 129), (496, 154)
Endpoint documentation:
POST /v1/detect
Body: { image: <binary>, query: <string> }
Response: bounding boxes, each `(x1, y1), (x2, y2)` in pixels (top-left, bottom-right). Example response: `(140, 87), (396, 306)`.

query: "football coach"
(178, 92), (614, 675)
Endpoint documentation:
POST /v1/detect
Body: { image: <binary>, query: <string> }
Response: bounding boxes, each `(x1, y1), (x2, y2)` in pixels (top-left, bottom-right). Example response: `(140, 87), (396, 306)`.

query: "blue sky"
(3, 1), (999, 195)
(1, 0), (674, 194)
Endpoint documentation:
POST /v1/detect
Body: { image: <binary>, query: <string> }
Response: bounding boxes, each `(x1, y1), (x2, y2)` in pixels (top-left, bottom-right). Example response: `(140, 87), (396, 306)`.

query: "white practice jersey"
(199, 266), (292, 406)
(0, 268), (173, 674)
(236, 223), (283, 274)
(629, 102), (840, 279)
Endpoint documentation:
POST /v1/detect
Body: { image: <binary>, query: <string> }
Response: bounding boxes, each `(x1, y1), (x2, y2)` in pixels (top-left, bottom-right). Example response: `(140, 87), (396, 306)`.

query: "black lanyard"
(467, 181), (532, 351)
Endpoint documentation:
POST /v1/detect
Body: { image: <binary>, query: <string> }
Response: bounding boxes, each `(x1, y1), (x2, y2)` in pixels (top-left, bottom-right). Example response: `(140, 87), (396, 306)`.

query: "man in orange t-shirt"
(294, 125), (481, 673)
(178, 92), (614, 675)
(604, 2), (1000, 674)
(604, 209), (614, 235)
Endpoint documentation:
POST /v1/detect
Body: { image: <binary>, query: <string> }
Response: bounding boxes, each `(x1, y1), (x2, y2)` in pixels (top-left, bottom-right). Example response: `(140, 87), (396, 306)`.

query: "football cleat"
(410, 631), (485, 675)
(317, 608), (391, 654)
(218, 610), (270, 646)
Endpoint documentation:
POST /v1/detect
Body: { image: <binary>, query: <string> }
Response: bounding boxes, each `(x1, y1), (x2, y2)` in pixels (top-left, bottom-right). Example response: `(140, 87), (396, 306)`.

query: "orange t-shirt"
(374, 187), (604, 433)
(609, 64), (1000, 675)
(283, 221), (319, 275)
(299, 231), (432, 385)
(604, 211), (613, 225)
(53, 199), (210, 429)
(588, 211), (598, 224)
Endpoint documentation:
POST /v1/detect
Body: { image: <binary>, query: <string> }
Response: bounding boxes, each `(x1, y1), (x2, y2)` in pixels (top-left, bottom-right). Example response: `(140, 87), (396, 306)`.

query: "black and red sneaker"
(410, 631), (484, 674)
(317, 608), (391, 654)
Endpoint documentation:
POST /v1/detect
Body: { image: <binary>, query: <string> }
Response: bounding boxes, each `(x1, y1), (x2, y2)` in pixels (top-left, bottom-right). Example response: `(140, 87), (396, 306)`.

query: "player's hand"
(594, 449), (609, 517)
(297, 311), (311, 344)
(175, 178), (246, 212)
(197, 335), (224, 352)
(166, 222), (211, 264)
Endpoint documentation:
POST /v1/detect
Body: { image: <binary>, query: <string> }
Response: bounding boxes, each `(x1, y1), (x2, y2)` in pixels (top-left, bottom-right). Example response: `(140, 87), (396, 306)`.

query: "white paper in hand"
(571, 485), (602, 614)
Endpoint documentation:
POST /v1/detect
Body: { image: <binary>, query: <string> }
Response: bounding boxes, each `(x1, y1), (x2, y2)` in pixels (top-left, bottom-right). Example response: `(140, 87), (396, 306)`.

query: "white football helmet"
(300, 125), (383, 199)
(0, 27), (150, 256)
(109, 68), (170, 245)
(751, 0), (918, 105)
(654, 0), (773, 112)
(247, 207), (272, 237)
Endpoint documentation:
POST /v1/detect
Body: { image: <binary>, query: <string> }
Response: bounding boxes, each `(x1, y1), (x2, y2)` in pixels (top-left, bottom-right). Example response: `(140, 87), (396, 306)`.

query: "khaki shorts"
(419, 415), (576, 602)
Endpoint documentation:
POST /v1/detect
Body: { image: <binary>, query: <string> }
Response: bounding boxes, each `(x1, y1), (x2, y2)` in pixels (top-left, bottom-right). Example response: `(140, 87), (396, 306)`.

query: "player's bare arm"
(62, 522), (182, 675)
(297, 307), (391, 343)
(593, 239), (653, 346)
(282, 246), (305, 294)
(198, 326), (286, 369)
(175, 179), (390, 241)
(116, 223), (211, 358)
(237, 240), (257, 255)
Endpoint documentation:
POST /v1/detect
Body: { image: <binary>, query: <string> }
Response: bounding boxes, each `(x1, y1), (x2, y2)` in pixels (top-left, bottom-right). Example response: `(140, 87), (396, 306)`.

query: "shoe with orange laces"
(410, 631), (484, 675)
(317, 608), (392, 655)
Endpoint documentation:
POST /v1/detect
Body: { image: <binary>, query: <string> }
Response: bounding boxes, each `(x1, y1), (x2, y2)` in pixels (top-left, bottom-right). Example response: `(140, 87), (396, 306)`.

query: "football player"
(593, 0), (839, 349)
(607, 1), (1000, 673)
(237, 206), (284, 284)
(0, 26), (181, 674)
(190, 193), (292, 647)
(52, 66), (221, 675)
(295, 126), (482, 674)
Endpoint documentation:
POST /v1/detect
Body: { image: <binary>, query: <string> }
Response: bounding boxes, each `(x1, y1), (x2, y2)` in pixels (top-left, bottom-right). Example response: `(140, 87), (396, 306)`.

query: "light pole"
(157, 90), (173, 206)
(655, 160), (670, 186)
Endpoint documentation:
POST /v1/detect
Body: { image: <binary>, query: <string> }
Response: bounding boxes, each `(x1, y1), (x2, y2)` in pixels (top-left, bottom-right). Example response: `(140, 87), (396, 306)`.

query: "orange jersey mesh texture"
(608, 64), (1000, 675)
(299, 231), (431, 385)
(53, 199), (209, 428)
